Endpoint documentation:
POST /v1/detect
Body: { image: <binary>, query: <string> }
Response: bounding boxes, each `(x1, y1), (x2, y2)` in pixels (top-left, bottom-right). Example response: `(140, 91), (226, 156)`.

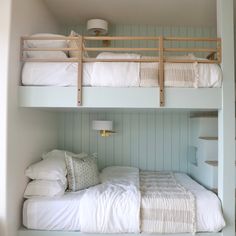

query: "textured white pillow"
(65, 154), (100, 191)
(68, 30), (80, 58)
(25, 150), (88, 185)
(24, 180), (66, 198)
(26, 33), (68, 49)
(68, 30), (89, 58)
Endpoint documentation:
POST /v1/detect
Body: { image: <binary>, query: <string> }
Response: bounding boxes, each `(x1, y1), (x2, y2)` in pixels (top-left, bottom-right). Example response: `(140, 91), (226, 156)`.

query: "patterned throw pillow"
(65, 154), (100, 191)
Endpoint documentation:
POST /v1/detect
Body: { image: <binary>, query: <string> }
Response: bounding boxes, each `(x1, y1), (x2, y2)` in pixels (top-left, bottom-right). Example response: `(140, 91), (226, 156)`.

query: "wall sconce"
(87, 19), (110, 46)
(92, 120), (115, 137)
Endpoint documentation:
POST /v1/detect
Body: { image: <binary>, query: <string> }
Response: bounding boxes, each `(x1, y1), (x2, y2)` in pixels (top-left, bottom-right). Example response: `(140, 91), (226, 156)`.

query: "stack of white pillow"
(24, 149), (88, 198)
(24, 31), (86, 60)
(25, 33), (69, 59)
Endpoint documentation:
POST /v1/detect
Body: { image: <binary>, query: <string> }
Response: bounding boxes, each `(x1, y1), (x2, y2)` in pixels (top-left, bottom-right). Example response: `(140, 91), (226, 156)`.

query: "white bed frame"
(18, 1), (235, 236)
(217, 2), (235, 236)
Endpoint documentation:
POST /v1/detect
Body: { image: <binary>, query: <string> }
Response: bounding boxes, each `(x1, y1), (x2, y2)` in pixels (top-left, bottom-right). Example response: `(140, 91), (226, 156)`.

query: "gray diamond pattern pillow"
(65, 154), (100, 191)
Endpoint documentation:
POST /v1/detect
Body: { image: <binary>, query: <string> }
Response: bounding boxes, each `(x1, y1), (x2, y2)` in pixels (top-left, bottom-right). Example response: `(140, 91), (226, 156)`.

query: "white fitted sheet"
(23, 169), (225, 232)
(21, 60), (222, 88)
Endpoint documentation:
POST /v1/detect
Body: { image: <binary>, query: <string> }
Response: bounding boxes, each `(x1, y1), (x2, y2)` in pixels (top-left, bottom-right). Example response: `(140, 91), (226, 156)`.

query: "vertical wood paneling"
(105, 112), (114, 166)
(163, 112), (172, 170)
(139, 112), (148, 170)
(147, 112), (156, 171)
(59, 111), (190, 172)
(64, 24), (216, 58)
(58, 113), (65, 149)
(171, 112), (180, 171)
(113, 113), (123, 167)
(123, 112), (131, 166)
(155, 111), (164, 170)
(130, 113), (139, 168)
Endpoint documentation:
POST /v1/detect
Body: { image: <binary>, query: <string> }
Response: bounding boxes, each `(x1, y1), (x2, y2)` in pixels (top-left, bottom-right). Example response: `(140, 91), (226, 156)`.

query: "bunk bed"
(18, 1), (235, 236)
(19, 35), (222, 109)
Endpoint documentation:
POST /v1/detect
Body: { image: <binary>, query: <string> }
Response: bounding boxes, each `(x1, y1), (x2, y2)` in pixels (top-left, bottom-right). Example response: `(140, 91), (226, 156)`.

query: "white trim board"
(18, 228), (222, 236)
(19, 86), (222, 109)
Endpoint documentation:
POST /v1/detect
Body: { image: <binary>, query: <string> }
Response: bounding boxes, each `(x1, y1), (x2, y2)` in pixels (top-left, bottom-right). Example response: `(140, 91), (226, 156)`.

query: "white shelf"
(19, 86), (222, 109)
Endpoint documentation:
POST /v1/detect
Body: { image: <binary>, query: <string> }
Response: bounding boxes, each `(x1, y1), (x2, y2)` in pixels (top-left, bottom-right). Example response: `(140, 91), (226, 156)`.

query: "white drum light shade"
(92, 120), (113, 131)
(87, 19), (108, 35)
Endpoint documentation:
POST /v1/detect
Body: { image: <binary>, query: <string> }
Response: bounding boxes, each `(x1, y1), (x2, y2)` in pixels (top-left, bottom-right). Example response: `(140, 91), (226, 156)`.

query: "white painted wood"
(6, 1), (60, 236)
(19, 86), (222, 109)
(44, 0), (216, 27)
(18, 228), (222, 236)
(0, 1), (11, 235)
(190, 117), (218, 147)
(217, 1), (235, 236)
(19, 87), (78, 107)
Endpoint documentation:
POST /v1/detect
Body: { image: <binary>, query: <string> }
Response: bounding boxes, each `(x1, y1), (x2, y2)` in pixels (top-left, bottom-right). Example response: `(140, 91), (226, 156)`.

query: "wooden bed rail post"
(159, 36), (164, 107)
(77, 35), (83, 106)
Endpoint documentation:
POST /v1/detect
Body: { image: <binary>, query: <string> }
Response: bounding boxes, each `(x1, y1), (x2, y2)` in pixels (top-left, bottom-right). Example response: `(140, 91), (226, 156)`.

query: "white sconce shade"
(87, 19), (108, 36)
(92, 120), (113, 131)
(92, 120), (114, 137)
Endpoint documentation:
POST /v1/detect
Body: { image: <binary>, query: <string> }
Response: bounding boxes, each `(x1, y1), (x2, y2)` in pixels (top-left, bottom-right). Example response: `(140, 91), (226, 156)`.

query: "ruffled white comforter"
(22, 53), (222, 88)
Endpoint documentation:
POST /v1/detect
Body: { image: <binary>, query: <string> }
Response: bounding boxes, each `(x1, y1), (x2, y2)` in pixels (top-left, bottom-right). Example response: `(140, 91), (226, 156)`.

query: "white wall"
(6, 1), (60, 236)
(0, 1), (12, 235)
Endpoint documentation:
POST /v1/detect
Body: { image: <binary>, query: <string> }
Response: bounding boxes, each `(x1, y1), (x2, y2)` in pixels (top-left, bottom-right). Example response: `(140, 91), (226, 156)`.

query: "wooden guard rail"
(20, 36), (222, 107)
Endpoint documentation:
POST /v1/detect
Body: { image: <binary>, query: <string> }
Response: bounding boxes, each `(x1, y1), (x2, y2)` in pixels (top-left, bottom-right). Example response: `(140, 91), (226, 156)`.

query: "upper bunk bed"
(19, 34), (222, 109)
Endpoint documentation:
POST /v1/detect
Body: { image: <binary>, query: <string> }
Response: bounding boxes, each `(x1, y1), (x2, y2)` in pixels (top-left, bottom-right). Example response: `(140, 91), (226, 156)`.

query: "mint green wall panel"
(58, 111), (190, 172)
(64, 24), (216, 57)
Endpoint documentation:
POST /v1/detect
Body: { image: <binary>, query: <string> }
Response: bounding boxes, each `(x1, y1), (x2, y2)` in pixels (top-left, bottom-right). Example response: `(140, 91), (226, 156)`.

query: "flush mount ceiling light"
(87, 19), (108, 36)
(92, 120), (115, 137)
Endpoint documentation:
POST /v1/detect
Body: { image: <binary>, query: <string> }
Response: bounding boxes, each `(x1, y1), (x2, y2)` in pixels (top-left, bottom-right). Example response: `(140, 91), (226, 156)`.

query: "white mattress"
(23, 169), (225, 232)
(21, 60), (222, 88)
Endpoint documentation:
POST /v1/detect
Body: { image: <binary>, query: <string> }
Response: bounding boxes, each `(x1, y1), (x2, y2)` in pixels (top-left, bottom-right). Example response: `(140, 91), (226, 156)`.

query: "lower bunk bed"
(22, 167), (225, 235)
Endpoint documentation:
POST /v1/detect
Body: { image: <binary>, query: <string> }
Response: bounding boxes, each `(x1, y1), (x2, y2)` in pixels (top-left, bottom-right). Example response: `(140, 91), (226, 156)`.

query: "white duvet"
(22, 53), (222, 88)
(79, 167), (140, 233)
(23, 167), (225, 233)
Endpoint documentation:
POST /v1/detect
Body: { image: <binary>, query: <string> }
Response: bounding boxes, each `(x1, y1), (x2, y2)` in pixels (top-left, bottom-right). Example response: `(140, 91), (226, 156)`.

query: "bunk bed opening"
(20, 109), (227, 235)
(15, 1), (235, 236)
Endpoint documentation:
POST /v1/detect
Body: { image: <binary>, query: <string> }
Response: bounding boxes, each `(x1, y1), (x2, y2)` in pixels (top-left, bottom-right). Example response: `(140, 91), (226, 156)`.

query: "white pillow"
(25, 150), (88, 185)
(166, 53), (196, 60)
(26, 51), (68, 59)
(24, 180), (66, 198)
(42, 149), (88, 160)
(25, 152), (67, 185)
(25, 33), (68, 49)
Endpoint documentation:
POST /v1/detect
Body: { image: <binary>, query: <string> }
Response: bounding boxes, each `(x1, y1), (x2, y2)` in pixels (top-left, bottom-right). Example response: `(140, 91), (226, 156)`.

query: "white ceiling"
(43, 0), (217, 27)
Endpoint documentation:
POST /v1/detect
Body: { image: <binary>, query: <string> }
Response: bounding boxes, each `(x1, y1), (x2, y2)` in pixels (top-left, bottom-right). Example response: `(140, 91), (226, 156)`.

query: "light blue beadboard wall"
(64, 24), (216, 57)
(64, 24), (216, 38)
(58, 111), (190, 172)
